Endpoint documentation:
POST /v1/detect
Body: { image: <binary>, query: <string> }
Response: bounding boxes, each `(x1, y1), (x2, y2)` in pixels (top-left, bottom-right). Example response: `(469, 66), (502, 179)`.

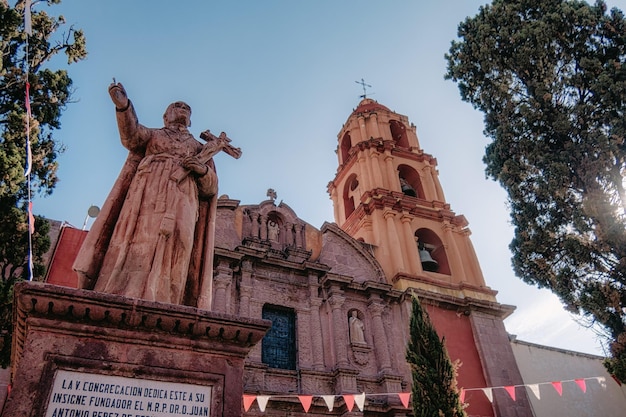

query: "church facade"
(43, 99), (534, 417)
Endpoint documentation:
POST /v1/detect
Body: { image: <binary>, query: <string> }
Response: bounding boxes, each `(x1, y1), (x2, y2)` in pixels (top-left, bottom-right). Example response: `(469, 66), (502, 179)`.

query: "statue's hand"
(109, 82), (129, 110)
(182, 156), (208, 176)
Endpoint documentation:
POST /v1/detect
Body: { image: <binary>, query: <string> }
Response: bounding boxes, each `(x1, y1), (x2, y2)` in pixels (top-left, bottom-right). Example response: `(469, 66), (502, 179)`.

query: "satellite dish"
(82, 205), (101, 230)
(87, 205), (100, 218)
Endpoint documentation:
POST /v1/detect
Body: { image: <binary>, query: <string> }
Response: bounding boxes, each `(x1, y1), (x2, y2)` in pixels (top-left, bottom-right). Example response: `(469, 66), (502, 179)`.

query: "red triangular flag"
(460, 388), (465, 403)
(398, 392), (411, 408)
(243, 395), (256, 412)
(575, 378), (587, 393)
(504, 386), (516, 401)
(551, 381), (563, 396)
(343, 394), (355, 412)
(298, 395), (313, 413)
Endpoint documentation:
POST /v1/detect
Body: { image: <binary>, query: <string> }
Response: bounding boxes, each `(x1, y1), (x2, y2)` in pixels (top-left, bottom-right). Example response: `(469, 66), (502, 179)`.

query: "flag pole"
(24, 0), (34, 281)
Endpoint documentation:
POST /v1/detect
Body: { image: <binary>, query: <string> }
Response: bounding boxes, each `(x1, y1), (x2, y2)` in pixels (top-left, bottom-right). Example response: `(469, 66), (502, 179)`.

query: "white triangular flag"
(256, 395), (270, 412)
(481, 388), (493, 403)
(354, 392), (366, 411)
(321, 395), (335, 411)
(527, 384), (540, 400)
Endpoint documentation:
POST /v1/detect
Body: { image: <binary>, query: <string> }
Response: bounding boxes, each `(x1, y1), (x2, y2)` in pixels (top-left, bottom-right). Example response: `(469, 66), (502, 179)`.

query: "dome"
(352, 98), (391, 115)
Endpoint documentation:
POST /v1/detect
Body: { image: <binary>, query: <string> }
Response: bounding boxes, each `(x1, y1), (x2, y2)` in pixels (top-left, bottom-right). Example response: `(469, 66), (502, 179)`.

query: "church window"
(262, 305), (296, 370)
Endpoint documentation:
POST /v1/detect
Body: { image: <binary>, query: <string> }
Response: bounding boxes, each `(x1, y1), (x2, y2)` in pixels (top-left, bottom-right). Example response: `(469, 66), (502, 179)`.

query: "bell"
(401, 183), (417, 197)
(419, 249), (439, 272)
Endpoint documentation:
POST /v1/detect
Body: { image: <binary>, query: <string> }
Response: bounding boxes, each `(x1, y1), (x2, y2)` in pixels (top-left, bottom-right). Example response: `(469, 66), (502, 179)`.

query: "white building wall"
(511, 339), (626, 417)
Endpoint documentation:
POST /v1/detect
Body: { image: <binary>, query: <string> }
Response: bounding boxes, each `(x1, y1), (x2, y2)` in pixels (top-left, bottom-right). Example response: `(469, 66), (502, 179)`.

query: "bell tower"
(328, 98), (495, 303)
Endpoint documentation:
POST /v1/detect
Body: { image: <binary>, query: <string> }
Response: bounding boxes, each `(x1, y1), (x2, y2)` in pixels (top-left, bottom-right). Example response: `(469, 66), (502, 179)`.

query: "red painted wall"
(45, 226), (86, 288)
(426, 304), (494, 417)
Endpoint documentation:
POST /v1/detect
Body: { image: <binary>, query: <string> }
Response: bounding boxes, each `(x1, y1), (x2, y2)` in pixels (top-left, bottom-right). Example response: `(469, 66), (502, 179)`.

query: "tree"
(445, 0), (626, 382)
(406, 296), (466, 417)
(0, 0), (86, 367)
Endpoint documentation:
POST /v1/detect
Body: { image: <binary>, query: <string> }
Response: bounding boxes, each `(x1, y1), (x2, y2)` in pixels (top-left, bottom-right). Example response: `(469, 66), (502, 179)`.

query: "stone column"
(368, 298), (392, 372)
(238, 260), (253, 316)
(295, 223), (304, 248)
(259, 215), (267, 240)
(368, 148), (385, 189)
(384, 210), (405, 273)
(213, 260), (232, 313)
(309, 298), (325, 370)
(328, 292), (349, 367)
(400, 214), (421, 273)
(384, 153), (397, 192)
(251, 212), (260, 239)
(442, 221), (466, 278)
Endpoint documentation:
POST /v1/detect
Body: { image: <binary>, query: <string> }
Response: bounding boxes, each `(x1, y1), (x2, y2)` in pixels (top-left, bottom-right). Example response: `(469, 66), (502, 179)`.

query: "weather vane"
(355, 78), (372, 99)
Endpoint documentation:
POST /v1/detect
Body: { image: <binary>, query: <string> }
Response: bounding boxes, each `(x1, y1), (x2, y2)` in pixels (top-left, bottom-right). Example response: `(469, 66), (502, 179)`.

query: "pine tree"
(0, 0), (87, 367)
(446, 0), (626, 383)
(406, 296), (466, 417)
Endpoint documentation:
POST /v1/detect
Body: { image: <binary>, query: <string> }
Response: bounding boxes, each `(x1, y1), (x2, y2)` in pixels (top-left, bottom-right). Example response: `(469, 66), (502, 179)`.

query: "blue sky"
(28, 0), (626, 356)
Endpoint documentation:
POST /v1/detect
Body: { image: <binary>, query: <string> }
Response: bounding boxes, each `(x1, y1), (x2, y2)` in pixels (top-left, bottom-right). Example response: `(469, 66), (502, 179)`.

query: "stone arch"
(415, 228), (451, 275)
(397, 164), (424, 198)
(340, 131), (352, 165)
(343, 174), (359, 220)
(390, 120), (409, 148)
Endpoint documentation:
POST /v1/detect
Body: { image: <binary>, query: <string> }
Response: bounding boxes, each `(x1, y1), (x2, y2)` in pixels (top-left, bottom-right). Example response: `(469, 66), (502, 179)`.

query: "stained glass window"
(262, 305), (296, 370)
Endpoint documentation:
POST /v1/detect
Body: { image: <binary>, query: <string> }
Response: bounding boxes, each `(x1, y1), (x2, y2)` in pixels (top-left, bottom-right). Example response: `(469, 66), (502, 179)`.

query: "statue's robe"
(73, 102), (216, 308)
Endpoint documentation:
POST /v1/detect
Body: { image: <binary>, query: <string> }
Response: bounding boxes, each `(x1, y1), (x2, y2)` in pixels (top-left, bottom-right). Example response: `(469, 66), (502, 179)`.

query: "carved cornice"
(11, 282), (271, 369)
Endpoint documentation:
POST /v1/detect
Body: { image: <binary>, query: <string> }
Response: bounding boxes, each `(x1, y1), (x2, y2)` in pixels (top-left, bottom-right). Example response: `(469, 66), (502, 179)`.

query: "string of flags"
(243, 376), (612, 412)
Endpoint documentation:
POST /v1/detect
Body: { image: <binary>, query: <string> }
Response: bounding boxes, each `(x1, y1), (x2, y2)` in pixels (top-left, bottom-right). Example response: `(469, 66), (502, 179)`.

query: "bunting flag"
(398, 392), (411, 409)
(241, 376), (614, 413)
(575, 378), (587, 393)
(24, 0), (32, 35)
(321, 395), (334, 411)
(342, 394), (354, 412)
(504, 386), (516, 401)
(256, 396), (270, 412)
(527, 384), (541, 400)
(481, 388), (493, 402)
(242, 395), (256, 412)
(354, 393), (366, 412)
(298, 396), (313, 413)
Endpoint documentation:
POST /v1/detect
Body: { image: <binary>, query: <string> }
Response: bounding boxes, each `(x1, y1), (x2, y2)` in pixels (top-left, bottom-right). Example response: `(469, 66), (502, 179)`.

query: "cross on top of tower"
(355, 78), (372, 99)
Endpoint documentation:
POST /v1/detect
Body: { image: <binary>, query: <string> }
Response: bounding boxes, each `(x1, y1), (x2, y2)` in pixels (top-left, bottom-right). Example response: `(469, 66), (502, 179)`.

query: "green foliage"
(446, 0), (626, 381)
(406, 296), (466, 417)
(0, 0), (86, 367)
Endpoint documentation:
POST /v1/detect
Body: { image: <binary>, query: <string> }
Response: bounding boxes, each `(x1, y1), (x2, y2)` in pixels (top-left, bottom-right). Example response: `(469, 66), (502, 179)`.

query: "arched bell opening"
(390, 120), (409, 148)
(414, 228), (450, 275)
(340, 132), (352, 165)
(343, 174), (359, 220)
(398, 165), (424, 198)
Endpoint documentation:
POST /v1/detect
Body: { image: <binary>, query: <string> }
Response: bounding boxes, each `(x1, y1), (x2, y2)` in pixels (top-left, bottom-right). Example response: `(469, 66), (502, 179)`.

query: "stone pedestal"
(2, 282), (270, 417)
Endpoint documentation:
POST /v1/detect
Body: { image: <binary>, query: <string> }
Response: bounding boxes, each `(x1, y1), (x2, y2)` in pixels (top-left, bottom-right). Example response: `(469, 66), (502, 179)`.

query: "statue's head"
(163, 101), (192, 127)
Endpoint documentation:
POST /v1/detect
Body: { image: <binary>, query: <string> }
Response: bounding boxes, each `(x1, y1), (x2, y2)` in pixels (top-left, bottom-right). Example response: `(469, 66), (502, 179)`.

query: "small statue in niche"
(268, 220), (280, 243)
(349, 310), (366, 344)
